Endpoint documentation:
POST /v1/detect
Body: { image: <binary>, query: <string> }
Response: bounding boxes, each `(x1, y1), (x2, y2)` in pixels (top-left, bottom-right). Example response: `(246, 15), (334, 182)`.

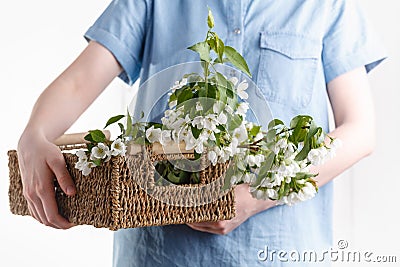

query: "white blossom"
(213, 102), (225, 113)
(245, 153), (262, 167)
(231, 175), (242, 185)
(266, 188), (278, 199)
(110, 138), (127, 156)
(326, 138), (342, 159)
(251, 188), (268, 200)
(243, 172), (256, 184)
(170, 117), (186, 130)
(245, 155), (256, 166)
(195, 101), (203, 111)
(184, 131), (197, 151)
(170, 78), (187, 93)
(204, 114), (218, 132)
(224, 105), (234, 114)
(255, 132), (264, 142)
(330, 138), (342, 149)
(284, 143), (296, 158)
(233, 124), (248, 143)
(229, 76), (239, 86)
(76, 150), (88, 161)
(91, 143), (111, 161)
(194, 141), (204, 154)
(307, 147), (328, 165)
(168, 100), (177, 109)
(160, 130), (173, 146)
(277, 160), (300, 178)
(254, 154), (265, 167)
(229, 137), (239, 155)
(208, 150), (218, 166)
(75, 160), (95, 176)
(236, 102), (249, 116)
(299, 182), (317, 200)
(192, 116), (205, 129)
(217, 112), (228, 125)
(146, 126), (162, 143)
(236, 80), (249, 100)
(75, 150), (95, 176)
(274, 138), (288, 154)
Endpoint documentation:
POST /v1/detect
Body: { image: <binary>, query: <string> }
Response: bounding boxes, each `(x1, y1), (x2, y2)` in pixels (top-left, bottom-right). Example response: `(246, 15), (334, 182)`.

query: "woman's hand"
(18, 131), (76, 229)
(16, 41), (122, 229)
(187, 184), (276, 235)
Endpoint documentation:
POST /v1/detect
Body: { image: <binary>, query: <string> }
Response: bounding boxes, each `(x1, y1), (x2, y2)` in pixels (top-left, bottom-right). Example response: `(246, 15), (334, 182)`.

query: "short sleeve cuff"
(324, 45), (387, 84)
(85, 26), (141, 85)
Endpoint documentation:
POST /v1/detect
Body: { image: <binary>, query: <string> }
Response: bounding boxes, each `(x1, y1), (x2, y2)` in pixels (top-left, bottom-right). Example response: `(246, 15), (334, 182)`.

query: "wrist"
(18, 126), (48, 150)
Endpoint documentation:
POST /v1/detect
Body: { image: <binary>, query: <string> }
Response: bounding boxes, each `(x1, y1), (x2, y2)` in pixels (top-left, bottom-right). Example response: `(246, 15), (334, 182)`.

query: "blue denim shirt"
(85, 0), (386, 266)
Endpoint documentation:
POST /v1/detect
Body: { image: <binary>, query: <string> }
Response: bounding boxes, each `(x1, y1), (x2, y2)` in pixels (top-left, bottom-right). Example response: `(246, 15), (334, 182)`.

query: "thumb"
(47, 154), (76, 196)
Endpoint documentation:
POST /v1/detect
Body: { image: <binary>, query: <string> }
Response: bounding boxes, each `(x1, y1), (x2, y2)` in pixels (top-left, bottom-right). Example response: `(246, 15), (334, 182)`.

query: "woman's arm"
(188, 66), (376, 235)
(314, 66), (375, 186)
(18, 41), (122, 229)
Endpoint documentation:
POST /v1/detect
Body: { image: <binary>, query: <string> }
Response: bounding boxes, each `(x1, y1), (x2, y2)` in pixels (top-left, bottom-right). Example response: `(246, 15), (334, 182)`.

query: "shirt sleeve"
(84, 0), (151, 85)
(322, 0), (387, 84)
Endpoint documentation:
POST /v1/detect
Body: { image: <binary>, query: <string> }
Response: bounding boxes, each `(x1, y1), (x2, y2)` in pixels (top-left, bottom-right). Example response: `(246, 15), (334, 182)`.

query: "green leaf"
(215, 72), (230, 101)
(125, 111), (133, 136)
(214, 132), (221, 146)
(89, 130), (106, 143)
(167, 172), (181, 184)
(290, 115), (312, 129)
(266, 129), (277, 142)
(207, 7), (215, 28)
(118, 123), (125, 134)
(188, 41), (211, 62)
(177, 87), (194, 105)
(207, 83), (217, 99)
(86, 143), (95, 153)
(194, 152), (202, 160)
(208, 33), (224, 62)
(224, 46), (252, 77)
(222, 163), (236, 190)
(250, 125), (261, 137)
(84, 133), (94, 143)
(92, 159), (102, 167)
(228, 114), (243, 132)
(191, 126), (202, 139)
(290, 116), (312, 144)
(131, 124), (139, 139)
(133, 136), (145, 145)
(294, 139), (312, 161)
(268, 119), (284, 130)
(216, 37), (224, 62)
(104, 115), (125, 129)
(226, 96), (238, 115)
(236, 159), (247, 171)
(257, 151), (275, 179)
(191, 172), (200, 184)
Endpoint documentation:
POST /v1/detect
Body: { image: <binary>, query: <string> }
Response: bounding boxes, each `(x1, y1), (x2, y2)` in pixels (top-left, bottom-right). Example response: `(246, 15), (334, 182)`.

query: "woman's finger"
(30, 194), (60, 228)
(39, 183), (74, 229)
(187, 223), (223, 234)
(28, 204), (40, 222)
(46, 151), (76, 196)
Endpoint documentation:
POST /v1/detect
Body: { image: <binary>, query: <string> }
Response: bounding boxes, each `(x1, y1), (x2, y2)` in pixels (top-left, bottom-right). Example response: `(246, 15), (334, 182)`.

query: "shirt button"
(233, 28), (241, 35)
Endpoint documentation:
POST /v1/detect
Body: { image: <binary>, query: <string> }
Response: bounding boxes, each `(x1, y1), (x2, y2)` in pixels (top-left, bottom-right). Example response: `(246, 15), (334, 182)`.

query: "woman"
(18, 0), (386, 266)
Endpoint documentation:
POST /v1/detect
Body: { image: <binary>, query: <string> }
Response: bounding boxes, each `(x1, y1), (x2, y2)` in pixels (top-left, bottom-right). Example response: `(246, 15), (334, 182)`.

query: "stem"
(276, 126), (310, 136)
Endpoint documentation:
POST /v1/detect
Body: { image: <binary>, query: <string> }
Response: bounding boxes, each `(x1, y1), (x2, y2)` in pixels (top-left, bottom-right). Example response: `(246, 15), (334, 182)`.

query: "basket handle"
(53, 130), (111, 146)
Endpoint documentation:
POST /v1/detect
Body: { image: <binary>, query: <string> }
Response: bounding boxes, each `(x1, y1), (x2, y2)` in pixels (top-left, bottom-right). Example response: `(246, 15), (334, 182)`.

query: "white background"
(0, 1), (398, 266)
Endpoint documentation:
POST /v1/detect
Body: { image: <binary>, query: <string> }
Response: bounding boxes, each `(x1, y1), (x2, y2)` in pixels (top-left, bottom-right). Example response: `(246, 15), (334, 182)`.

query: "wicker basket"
(7, 144), (235, 230)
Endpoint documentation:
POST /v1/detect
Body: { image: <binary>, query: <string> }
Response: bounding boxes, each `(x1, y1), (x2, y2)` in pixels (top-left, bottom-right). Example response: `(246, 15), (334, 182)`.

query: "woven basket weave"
(7, 145), (235, 230)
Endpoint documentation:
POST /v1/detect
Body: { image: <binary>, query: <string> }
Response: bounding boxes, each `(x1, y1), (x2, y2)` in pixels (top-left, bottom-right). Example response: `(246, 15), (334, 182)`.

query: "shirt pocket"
(257, 32), (321, 108)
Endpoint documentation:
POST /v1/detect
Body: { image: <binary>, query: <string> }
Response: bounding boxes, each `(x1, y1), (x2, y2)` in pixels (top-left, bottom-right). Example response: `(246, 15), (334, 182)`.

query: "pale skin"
(18, 41), (375, 232)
